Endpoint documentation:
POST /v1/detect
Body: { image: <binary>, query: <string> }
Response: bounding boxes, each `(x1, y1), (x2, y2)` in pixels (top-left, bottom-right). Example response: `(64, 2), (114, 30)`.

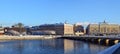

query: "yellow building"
(55, 23), (74, 35)
(64, 24), (74, 35)
(86, 21), (120, 35)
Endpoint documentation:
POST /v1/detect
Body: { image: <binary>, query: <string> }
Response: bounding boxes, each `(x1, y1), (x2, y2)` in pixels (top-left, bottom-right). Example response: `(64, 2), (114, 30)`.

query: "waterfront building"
(40, 23), (74, 35)
(74, 24), (84, 36)
(63, 24), (74, 35)
(31, 30), (56, 35)
(31, 24), (56, 35)
(0, 27), (4, 35)
(4, 27), (26, 35)
(4, 24), (26, 35)
(30, 23), (74, 35)
(86, 21), (120, 35)
(5, 27), (26, 33)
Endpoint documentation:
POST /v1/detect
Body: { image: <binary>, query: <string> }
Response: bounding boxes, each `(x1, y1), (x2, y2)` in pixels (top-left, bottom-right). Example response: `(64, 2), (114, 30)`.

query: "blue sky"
(0, 0), (120, 26)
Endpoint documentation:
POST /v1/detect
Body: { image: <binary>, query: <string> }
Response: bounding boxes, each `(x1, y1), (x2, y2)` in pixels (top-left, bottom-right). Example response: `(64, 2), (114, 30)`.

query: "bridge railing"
(98, 43), (120, 54)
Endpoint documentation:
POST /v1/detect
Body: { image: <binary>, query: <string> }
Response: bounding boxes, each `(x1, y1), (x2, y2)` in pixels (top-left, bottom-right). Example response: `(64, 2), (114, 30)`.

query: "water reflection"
(64, 39), (74, 54)
(63, 39), (108, 54)
(0, 39), (108, 54)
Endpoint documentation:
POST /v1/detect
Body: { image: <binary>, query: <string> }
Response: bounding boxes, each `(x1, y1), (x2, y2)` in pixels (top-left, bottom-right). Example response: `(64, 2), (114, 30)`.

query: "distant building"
(0, 27), (4, 35)
(55, 23), (74, 35)
(86, 21), (120, 35)
(31, 30), (56, 35)
(4, 27), (26, 35)
(74, 24), (84, 36)
(5, 27), (26, 33)
(29, 23), (74, 35)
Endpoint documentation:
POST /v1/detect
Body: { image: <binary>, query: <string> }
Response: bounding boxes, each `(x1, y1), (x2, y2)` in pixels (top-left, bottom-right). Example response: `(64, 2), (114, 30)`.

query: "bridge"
(60, 35), (120, 54)
(60, 35), (120, 46)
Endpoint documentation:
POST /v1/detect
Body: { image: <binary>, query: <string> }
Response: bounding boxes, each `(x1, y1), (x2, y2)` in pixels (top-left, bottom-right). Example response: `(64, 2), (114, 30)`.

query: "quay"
(0, 35), (62, 40)
(0, 35), (120, 45)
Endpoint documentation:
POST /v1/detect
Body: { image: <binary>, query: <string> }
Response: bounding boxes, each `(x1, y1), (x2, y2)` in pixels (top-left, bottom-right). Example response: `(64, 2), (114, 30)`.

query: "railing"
(98, 43), (120, 54)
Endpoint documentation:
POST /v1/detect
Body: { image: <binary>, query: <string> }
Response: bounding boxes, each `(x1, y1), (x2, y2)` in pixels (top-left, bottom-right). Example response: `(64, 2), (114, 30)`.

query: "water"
(0, 39), (108, 54)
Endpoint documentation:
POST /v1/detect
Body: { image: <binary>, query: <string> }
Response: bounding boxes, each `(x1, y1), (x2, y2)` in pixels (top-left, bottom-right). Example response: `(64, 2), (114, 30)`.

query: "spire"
(103, 20), (106, 23)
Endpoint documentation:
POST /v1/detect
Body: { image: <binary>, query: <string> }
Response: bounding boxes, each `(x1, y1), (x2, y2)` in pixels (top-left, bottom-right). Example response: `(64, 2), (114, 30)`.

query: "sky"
(0, 0), (120, 26)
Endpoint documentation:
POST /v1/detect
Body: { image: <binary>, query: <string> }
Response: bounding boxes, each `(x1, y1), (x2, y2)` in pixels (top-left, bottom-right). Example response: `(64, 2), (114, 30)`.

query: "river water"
(0, 39), (108, 54)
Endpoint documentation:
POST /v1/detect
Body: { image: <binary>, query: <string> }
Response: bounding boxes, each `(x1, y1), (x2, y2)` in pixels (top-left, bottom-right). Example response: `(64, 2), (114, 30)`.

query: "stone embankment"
(0, 35), (61, 40)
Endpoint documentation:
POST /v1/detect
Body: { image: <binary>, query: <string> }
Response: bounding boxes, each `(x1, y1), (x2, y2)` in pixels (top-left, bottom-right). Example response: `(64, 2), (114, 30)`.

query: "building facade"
(63, 24), (74, 35)
(29, 23), (74, 35)
(4, 27), (26, 35)
(0, 27), (4, 35)
(86, 21), (120, 35)
(74, 24), (84, 36)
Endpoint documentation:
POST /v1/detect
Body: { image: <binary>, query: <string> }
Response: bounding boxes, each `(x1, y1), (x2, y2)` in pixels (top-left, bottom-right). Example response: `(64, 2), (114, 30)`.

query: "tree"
(17, 23), (24, 34)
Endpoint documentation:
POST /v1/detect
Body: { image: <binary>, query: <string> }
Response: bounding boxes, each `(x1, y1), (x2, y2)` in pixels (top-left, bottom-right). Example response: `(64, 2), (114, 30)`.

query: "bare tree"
(17, 23), (24, 34)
